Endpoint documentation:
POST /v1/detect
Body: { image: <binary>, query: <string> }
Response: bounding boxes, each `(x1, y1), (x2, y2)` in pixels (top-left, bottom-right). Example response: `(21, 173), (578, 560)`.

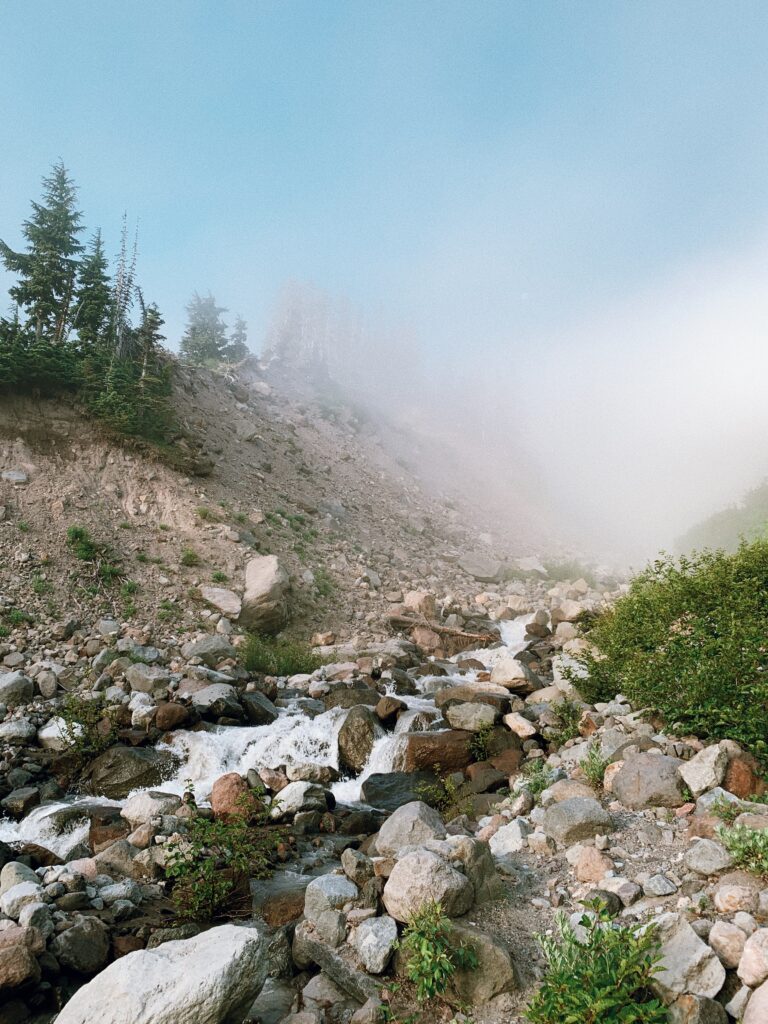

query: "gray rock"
(668, 995), (728, 1023)
(382, 849), (473, 922)
(125, 663), (171, 693)
(0, 881), (45, 919)
(445, 702), (498, 732)
(447, 922), (518, 1004)
(338, 705), (381, 775)
(55, 924), (267, 1024)
(304, 874), (359, 923)
(341, 848), (374, 886)
(376, 801), (446, 857)
(349, 915), (398, 973)
(240, 555), (290, 635)
(679, 744), (728, 798)
(241, 690), (279, 725)
(180, 635), (236, 667)
(86, 746), (179, 800)
(269, 781), (328, 820)
(684, 839), (734, 876)
(653, 912), (726, 1001)
(542, 797), (612, 846)
(292, 920), (379, 1003)
(0, 671), (33, 705)
(643, 874), (678, 897)
(51, 916), (111, 973)
(0, 861), (39, 896)
(0, 718), (36, 744)
(612, 753), (686, 809)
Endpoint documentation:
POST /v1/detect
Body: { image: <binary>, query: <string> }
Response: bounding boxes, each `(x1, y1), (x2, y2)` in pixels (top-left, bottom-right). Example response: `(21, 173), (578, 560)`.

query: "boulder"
(269, 781), (327, 820)
(400, 731), (473, 772)
(744, 979), (768, 1024)
(445, 702), (498, 732)
(239, 555), (290, 634)
(708, 921), (745, 969)
(125, 663), (170, 694)
(383, 849), (473, 922)
(445, 922), (517, 1004)
(376, 801), (446, 857)
(292, 921), (379, 1003)
(542, 797), (613, 846)
(0, 671), (33, 705)
(51, 916), (111, 974)
(683, 839), (734, 876)
(55, 924), (267, 1024)
(360, 772), (439, 812)
(737, 928), (768, 988)
(241, 691), (279, 725)
(668, 995), (728, 1023)
(349, 915), (398, 973)
(679, 745), (728, 798)
(121, 791), (182, 828)
(338, 706), (381, 775)
(458, 555), (503, 583)
(85, 746), (179, 800)
(612, 753), (686, 809)
(0, 924), (41, 990)
(211, 773), (255, 820)
(304, 874), (359, 923)
(180, 635), (236, 667)
(489, 657), (528, 688)
(200, 587), (242, 618)
(654, 912), (726, 1002)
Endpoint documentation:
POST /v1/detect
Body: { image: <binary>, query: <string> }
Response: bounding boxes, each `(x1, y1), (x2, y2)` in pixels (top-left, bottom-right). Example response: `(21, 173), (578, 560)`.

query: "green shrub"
(716, 823), (768, 876)
(521, 759), (555, 799)
(164, 799), (278, 920)
(543, 559), (597, 588)
(469, 723), (494, 761)
(32, 575), (53, 595)
(569, 541), (768, 761)
(415, 766), (472, 818)
(580, 744), (610, 789)
(397, 900), (477, 1001)
(5, 609), (32, 626)
(211, 570), (229, 583)
(527, 901), (666, 1024)
(242, 633), (323, 676)
(314, 567), (335, 598)
(180, 548), (201, 567)
(550, 699), (583, 744)
(66, 524), (123, 585)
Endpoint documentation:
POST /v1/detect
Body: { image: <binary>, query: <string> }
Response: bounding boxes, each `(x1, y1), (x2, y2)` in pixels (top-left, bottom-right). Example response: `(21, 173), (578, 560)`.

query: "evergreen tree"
(110, 214), (138, 357)
(180, 291), (228, 364)
(0, 161), (83, 342)
(72, 229), (111, 350)
(224, 314), (249, 362)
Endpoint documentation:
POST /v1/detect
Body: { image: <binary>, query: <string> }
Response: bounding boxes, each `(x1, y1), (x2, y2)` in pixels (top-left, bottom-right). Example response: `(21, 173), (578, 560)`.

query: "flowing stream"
(0, 616), (531, 851)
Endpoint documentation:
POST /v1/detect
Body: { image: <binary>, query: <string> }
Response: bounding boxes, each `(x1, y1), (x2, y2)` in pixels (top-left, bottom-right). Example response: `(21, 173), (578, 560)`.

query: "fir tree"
(180, 291), (229, 364)
(0, 161), (83, 343)
(110, 214), (138, 357)
(225, 314), (249, 362)
(73, 229), (111, 350)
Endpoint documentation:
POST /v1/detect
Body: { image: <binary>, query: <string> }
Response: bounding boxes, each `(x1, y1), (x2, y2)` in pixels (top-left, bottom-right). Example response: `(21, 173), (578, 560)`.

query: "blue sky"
(2, 0), (768, 357)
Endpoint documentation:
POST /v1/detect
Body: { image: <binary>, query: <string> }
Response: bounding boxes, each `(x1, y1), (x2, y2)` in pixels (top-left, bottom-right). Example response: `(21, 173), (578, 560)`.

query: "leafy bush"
(677, 478), (768, 554)
(211, 570), (229, 583)
(398, 901), (478, 1002)
(521, 759), (556, 799)
(550, 699), (583, 744)
(569, 541), (768, 761)
(165, 799), (278, 920)
(242, 633), (323, 676)
(180, 548), (201, 567)
(415, 766), (472, 818)
(469, 723), (494, 761)
(527, 901), (666, 1024)
(716, 823), (768, 876)
(66, 525), (123, 584)
(543, 559), (597, 588)
(580, 744), (610, 789)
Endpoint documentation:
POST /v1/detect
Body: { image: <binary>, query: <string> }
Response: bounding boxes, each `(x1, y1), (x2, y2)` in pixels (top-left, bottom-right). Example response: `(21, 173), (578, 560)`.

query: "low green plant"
(716, 823), (768, 876)
(397, 901), (477, 1002)
(196, 506), (217, 522)
(469, 723), (494, 762)
(526, 900), (666, 1024)
(314, 567), (335, 598)
(17, 521), (30, 533)
(5, 608), (33, 626)
(164, 797), (278, 920)
(521, 759), (555, 798)
(59, 692), (119, 760)
(181, 548), (201, 567)
(568, 541), (768, 762)
(211, 570), (229, 583)
(580, 744), (610, 789)
(120, 580), (139, 597)
(118, 521), (132, 529)
(550, 699), (582, 744)
(415, 766), (472, 818)
(710, 796), (744, 824)
(542, 559), (597, 587)
(66, 525), (123, 585)
(157, 598), (181, 622)
(242, 633), (323, 676)
(32, 575), (53, 596)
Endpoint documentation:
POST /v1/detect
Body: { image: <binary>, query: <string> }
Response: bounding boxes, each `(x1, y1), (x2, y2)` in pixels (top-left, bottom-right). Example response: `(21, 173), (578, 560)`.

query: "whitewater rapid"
(0, 616), (531, 850)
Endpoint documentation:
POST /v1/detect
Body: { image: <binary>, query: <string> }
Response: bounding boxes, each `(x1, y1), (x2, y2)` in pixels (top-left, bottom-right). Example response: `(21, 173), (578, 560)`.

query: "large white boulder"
(239, 555), (289, 634)
(55, 924), (266, 1024)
